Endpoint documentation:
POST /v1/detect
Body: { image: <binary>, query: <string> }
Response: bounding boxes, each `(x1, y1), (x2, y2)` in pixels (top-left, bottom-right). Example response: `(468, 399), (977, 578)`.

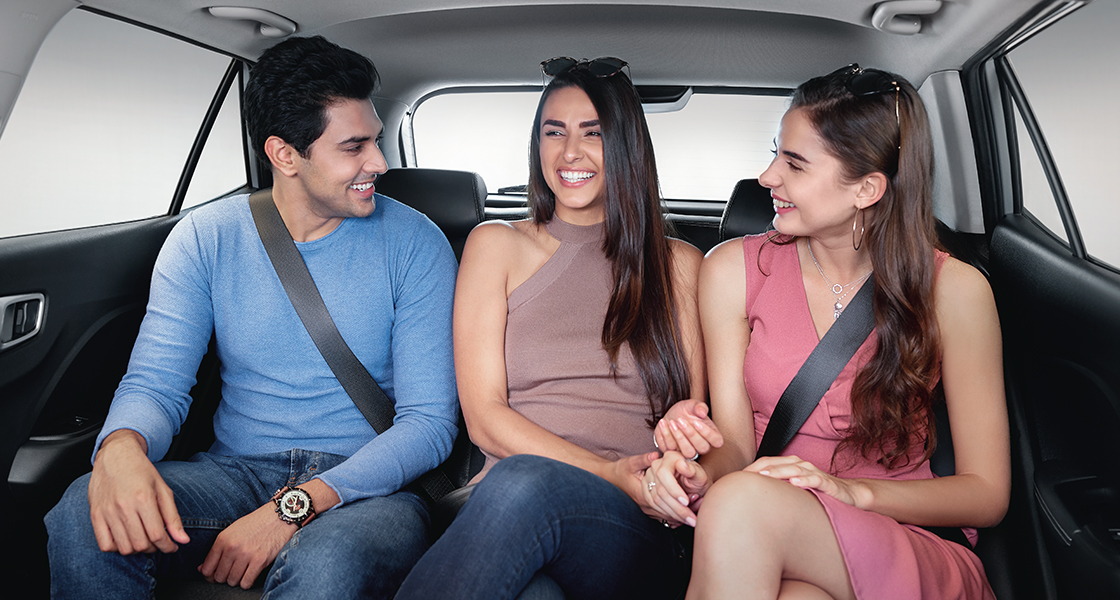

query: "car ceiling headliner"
(68, 0), (1048, 105)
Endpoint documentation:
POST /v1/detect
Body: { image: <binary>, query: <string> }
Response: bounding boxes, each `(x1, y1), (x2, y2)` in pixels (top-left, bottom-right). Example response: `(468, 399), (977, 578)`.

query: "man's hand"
(198, 502), (296, 589)
(199, 479), (340, 589)
(88, 429), (190, 555)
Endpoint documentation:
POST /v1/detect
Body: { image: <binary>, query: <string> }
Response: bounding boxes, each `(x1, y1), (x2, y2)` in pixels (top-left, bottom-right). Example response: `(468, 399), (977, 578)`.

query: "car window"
(0, 9), (244, 239)
(1006, 0), (1119, 268)
(644, 92), (788, 201)
(411, 89), (786, 202)
(1011, 104), (1067, 245)
(183, 83), (245, 210)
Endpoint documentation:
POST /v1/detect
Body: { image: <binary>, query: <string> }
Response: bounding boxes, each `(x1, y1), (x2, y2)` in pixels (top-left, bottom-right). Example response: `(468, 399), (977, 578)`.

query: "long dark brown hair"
(527, 67), (691, 425)
(790, 69), (942, 469)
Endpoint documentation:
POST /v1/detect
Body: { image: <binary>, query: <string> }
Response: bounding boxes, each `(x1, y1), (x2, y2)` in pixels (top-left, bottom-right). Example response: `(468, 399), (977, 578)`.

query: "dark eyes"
(543, 129), (601, 138)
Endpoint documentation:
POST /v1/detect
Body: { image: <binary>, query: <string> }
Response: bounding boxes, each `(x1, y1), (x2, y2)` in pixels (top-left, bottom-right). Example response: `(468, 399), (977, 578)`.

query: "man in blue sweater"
(45, 36), (458, 598)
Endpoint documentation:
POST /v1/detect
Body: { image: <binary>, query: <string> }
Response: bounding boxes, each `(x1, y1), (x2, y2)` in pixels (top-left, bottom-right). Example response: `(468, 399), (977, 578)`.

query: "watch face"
(278, 488), (313, 522)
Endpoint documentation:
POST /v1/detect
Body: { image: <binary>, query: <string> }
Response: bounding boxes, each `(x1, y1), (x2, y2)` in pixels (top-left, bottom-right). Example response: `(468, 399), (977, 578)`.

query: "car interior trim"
(919, 70), (985, 234)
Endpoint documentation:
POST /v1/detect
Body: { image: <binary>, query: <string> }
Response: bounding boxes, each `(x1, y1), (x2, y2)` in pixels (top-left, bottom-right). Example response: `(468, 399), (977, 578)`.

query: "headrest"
(375, 168), (487, 260)
(719, 178), (775, 241)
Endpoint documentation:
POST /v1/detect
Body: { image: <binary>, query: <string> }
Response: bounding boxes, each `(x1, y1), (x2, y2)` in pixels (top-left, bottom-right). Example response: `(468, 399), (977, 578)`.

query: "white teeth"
(560, 171), (594, 183)
(351, 182), (374, 191)
(773, 198), (794, 209)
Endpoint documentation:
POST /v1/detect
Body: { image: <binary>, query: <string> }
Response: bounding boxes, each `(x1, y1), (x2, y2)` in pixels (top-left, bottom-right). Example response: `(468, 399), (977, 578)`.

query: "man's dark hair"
(244, 35), (379, 167)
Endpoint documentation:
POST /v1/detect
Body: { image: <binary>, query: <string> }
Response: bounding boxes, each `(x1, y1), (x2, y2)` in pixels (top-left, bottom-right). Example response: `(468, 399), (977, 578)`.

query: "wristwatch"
(272, 486), (316, 528)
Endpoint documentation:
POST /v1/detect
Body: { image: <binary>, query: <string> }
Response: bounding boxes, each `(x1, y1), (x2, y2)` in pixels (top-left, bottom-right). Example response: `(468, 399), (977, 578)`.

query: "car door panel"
(989, 214), (1120, 599)
(0, 215), (181, 584)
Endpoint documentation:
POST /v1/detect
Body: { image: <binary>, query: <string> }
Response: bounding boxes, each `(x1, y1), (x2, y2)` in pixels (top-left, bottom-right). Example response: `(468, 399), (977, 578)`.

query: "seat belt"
(248, 188), (456, 502)
(756, 274), (876, 458)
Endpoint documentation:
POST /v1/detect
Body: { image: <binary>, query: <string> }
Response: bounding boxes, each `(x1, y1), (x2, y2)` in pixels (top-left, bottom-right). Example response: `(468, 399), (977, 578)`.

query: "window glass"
(644, 93), (788, 201)
(1007, 1), (1120, 267)
(413, 91), (540, 196)
(1013, 103), (1067, 245)
(412, 89), (787, 202)
(0, 9), (241, 238)
(184, 85), (245, 209)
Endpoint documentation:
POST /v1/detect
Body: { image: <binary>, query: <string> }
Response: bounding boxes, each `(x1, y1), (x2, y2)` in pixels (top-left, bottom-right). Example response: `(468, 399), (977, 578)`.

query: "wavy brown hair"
(527, 67), (690, 425)
(790, 69), (942, 469)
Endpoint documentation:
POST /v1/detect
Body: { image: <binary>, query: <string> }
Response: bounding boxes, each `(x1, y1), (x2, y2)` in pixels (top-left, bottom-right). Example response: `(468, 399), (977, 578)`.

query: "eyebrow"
(541, 119), (601, 129)
(782, 149), (809, 163)
(338, 135), (373, 146)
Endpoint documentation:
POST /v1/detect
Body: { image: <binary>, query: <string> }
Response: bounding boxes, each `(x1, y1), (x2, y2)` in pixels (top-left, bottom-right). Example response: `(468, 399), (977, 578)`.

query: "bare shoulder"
(462, 219), (536, 259)
(465, 218), (522, 245)
(702, 237), (747, 277)
(935, 256), (999, 330)
(936, 256), (996, 310)
(669, 237), (703, 278)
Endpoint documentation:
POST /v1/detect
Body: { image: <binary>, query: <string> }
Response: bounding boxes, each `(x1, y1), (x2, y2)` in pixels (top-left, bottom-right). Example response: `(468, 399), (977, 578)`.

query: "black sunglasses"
(541, 56), (629, 78)
(829, 63), (901, 129)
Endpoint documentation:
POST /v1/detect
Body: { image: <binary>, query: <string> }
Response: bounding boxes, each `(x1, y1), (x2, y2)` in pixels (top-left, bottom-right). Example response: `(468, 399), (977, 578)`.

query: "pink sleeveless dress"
(741, 234), (995, 599)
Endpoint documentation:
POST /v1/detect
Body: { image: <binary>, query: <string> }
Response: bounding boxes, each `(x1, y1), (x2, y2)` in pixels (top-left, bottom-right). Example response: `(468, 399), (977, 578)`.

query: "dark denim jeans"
(396, 454), (691, 600)
(45, 450), (430, 600)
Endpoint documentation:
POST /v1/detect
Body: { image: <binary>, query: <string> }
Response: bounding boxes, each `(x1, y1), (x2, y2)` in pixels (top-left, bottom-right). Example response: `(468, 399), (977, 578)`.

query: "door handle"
(0, 293), (46, 351)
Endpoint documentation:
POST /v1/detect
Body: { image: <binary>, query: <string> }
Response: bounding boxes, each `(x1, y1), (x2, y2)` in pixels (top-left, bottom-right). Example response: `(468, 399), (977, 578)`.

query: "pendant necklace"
(807, 240), (873, 319)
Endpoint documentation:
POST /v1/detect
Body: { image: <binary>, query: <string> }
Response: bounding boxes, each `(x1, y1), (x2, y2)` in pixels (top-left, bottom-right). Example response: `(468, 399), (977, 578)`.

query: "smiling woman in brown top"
(396, 58), (706, 600)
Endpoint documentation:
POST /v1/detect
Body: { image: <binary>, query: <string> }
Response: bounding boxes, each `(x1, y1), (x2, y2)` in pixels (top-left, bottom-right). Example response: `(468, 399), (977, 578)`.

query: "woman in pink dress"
(645, 65), (1009, 599)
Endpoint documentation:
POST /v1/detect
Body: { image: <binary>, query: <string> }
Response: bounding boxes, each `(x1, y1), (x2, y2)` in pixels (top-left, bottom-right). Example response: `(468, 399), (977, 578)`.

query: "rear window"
(412, 89), (787, 202)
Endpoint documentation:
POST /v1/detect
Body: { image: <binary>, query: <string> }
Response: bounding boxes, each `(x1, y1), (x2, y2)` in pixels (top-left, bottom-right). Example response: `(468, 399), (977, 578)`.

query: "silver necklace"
(807, 240), (873, 319)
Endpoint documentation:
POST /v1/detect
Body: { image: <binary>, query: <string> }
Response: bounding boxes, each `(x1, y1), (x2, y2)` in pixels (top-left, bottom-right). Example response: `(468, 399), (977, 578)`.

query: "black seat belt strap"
(248, 188), (455, 501)
(755, 274), (876, 458)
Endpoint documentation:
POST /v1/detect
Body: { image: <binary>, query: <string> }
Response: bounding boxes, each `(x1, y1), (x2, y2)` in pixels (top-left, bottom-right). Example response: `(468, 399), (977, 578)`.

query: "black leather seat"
(719, 178), (774, 241)
(374, 167), (487, 261)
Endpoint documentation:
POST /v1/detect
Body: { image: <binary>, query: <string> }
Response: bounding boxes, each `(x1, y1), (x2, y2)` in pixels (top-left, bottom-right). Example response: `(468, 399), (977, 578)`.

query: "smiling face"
(758, 108), (865, 241)
(295, 97), (387, 222)
(538, 86), (606, 224)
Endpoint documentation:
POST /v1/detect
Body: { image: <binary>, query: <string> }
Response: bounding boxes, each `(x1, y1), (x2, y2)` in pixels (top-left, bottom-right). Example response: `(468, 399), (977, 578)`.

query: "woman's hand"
(654, 399), (723, 460)
(641, 451), (712, 527)
(746, 455), (871, 510)
(602, 451), (660, 509)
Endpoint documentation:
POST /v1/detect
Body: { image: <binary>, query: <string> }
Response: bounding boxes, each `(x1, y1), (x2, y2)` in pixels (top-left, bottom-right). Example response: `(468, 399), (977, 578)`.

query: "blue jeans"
(395, 455), (691, 600)
(45, 450), (430, 599)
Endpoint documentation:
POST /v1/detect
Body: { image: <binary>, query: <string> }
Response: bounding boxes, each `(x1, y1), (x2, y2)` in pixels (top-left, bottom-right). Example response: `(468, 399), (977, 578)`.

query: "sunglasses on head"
(541, 56), (629, 78)
(828, 63), (901, 130)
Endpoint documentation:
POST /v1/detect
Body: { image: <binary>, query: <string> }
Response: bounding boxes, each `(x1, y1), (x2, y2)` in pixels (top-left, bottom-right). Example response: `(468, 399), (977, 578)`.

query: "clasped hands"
(640, 399), (721, 528)
(639, 400), (866, 528)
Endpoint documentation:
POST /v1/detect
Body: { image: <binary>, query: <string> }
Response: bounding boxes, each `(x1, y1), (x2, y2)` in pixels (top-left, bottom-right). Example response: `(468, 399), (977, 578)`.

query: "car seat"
(374, 167), (487, 262)
(719, 178), (774, 241)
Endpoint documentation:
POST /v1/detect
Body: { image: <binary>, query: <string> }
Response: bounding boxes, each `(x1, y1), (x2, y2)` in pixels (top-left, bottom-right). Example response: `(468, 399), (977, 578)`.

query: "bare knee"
(699, 471), (789, 525)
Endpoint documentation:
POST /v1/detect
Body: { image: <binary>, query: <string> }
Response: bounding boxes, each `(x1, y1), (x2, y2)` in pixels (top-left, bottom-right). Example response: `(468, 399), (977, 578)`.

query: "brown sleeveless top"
(474, 217), (656, 479)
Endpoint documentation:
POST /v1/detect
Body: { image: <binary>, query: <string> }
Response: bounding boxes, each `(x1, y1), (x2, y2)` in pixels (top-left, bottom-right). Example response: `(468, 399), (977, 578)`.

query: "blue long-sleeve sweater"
(96, 193), (459, 505)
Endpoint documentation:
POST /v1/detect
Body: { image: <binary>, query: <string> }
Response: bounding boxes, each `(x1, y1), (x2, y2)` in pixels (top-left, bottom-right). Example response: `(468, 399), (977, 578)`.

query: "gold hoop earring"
(852, 208), (866, 251)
